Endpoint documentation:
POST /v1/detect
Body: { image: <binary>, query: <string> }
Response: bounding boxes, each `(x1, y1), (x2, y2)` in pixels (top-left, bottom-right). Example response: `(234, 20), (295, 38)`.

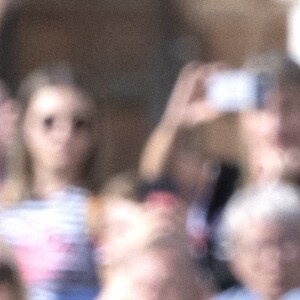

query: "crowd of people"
(139, 52), (300, 293)
(0, 34), (299, 300)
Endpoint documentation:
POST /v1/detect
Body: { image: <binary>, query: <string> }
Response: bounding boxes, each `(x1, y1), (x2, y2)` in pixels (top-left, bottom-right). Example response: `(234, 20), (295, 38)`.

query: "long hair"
(3, 63), (101, 204)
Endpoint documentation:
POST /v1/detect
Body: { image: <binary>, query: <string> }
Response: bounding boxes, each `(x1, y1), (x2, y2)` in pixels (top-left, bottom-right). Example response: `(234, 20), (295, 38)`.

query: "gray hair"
(217, 182), (300, 259)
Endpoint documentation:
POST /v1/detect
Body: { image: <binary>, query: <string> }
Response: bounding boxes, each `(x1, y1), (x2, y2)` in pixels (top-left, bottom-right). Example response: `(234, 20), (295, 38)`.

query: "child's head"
(6, 63), (100, 201)
(101, 248), (207, 300)
(100, 196), (211, 300)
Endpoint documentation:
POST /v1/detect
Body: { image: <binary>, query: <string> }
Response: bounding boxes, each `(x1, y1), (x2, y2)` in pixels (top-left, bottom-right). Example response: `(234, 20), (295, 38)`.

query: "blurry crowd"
(0, 3), (300, 300)
(136, 53), (300, 300)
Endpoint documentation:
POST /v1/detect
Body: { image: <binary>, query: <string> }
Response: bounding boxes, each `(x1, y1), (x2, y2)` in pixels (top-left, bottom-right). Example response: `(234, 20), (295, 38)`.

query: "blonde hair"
(3, 63), (101, 204)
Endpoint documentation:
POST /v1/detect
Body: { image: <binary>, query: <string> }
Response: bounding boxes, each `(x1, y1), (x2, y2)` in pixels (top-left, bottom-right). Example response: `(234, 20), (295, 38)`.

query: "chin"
(262, 284), (286, 300)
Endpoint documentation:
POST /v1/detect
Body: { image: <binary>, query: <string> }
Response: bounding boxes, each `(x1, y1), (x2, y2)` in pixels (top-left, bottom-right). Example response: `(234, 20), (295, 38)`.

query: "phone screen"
(206, 71), (271, 112)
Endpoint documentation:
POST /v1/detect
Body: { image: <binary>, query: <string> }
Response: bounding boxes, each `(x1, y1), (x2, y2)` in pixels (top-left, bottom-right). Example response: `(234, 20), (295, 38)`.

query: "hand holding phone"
(206, 70), (274, 112)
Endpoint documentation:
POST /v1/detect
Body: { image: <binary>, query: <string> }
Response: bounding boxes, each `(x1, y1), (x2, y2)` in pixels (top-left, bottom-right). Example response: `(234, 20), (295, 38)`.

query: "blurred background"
(0, 0), (293, 185)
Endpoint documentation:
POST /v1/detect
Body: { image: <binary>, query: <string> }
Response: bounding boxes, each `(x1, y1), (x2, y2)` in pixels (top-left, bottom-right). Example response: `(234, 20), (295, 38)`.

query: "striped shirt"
(0, 186), (100, 300)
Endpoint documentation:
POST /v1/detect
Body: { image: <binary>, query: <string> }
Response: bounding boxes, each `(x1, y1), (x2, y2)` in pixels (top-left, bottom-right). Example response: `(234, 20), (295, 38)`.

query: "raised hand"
(161, 61), (224, 130)
(139, 61), (224, 181)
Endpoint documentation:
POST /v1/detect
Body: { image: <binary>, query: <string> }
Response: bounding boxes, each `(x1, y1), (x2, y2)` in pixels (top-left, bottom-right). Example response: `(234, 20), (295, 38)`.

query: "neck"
(30, 167), (82, 199)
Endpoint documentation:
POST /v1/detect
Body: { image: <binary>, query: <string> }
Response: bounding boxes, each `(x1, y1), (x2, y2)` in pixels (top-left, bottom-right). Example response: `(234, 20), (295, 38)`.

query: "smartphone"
(206, 71), (274, 112)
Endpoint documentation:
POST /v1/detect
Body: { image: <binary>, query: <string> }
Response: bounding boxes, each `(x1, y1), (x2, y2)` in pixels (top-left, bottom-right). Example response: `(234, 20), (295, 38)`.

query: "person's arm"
(139, 62), (222, 183)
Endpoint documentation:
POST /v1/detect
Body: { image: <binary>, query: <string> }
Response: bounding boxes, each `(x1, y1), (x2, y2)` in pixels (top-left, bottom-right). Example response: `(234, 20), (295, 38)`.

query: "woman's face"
(22, 85), (96, 179)
(231, 220), (300, 300)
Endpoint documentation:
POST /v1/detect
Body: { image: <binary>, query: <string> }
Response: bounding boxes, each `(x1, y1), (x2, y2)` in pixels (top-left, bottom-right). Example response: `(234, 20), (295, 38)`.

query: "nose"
(53, 121), (74, 146)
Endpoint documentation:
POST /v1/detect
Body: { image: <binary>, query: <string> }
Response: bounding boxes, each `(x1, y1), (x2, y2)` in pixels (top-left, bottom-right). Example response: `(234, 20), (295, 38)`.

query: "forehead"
(26, 85), (95, 117)
(238, 219), (299, 243)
